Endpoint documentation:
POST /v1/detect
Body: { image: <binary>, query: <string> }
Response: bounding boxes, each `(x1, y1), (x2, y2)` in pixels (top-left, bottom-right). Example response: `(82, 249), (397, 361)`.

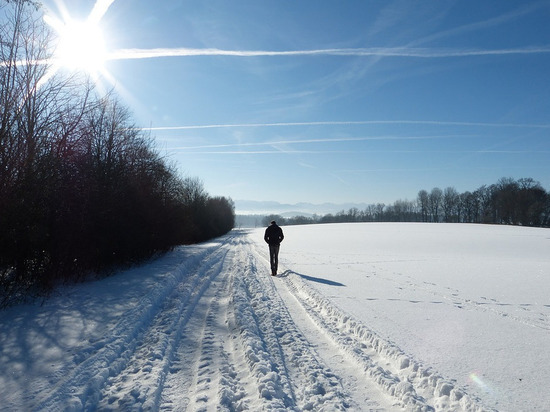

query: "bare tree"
(460, 191), (478, 223)
(428, 187), (443, 222)
(443, 187), (459, 222)
(417, 190), (429, 222)
(0, 0), (94, 297)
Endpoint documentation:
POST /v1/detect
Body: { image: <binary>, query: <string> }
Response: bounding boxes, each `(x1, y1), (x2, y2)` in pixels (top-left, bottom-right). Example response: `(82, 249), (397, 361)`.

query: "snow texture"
(0, 223), (549, 411)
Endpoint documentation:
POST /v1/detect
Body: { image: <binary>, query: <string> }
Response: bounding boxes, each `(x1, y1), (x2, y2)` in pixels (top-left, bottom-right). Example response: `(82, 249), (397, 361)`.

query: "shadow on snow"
(280, 270), (345, 287)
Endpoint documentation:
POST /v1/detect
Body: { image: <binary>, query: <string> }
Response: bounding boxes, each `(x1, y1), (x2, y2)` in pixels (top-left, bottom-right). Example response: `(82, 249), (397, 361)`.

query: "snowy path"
(0, 229), (495, 411)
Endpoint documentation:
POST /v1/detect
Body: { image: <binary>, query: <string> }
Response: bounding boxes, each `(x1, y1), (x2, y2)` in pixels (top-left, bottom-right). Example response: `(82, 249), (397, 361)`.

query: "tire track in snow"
(98, 242), (232, 410)
(268, 272), (396, 411)
(235, 249), (353, 410)
(159, 238), (250, 411)
(250, 244), (401, 411)
(34, 236), (232, 411)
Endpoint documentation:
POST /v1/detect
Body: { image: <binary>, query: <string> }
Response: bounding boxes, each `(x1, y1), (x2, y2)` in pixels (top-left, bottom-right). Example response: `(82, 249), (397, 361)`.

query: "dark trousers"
(268, 244), (280, 274)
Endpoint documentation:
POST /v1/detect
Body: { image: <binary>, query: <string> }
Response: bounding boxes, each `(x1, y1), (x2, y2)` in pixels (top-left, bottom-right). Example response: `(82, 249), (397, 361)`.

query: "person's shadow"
(279, 270), (345, 287)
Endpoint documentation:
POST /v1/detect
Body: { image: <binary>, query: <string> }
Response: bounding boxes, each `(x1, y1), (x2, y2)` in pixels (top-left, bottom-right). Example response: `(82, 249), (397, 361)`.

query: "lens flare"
(469, 372), (494, 395)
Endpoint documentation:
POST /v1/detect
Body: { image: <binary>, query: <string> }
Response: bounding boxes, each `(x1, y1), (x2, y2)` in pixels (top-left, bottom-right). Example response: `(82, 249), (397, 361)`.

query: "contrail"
(338, 164), (549, 173)
(107, 46), (550, 61)
(146, 121), (374, 130)
(7, 46), (550, 68)
(167, 149), (550, 155)
(145, 120), (550, 131)
(165, 135), (472, 151)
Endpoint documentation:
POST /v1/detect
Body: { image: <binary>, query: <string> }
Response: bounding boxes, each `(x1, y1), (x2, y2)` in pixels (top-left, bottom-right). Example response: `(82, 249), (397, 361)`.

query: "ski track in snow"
(4, 230), (497, 411)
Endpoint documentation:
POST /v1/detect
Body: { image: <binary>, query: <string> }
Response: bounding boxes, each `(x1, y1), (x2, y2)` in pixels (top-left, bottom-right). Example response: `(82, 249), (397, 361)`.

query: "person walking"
(264, 220), (284, 276)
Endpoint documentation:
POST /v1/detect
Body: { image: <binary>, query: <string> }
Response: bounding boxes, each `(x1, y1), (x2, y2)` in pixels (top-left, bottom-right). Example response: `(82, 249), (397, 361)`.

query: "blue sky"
(42, 0), (550, 205)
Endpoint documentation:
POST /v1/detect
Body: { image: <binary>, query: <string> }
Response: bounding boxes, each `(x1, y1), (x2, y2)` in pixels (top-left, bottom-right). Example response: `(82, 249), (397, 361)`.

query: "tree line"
(263, 177), (550, 228)
(1, 1), (234, 307)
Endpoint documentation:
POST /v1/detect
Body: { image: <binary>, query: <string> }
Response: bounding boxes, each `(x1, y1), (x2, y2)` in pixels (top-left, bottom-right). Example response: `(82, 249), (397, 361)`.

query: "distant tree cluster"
(415, 178), (548, 226)
(0, 1), (234, 307)
(262, 177), (550, 228)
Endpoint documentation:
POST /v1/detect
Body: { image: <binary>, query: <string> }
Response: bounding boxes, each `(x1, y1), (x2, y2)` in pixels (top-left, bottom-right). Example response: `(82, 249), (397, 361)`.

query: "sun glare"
(45, 14), (107, 75)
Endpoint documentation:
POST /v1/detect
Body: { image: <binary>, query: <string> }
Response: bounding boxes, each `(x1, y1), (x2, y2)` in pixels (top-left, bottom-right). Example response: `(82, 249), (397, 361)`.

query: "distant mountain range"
(234, 200), (369, 217)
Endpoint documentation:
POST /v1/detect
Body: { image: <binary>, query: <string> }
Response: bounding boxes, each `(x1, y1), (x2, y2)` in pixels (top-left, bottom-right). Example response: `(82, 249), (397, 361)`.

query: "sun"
(57, 20), (107, 72)
(45, 15), (107, 75)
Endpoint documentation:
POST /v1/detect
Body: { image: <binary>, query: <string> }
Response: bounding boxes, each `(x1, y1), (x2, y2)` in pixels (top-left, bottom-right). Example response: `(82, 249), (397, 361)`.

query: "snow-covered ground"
(0, 223), (548, 411)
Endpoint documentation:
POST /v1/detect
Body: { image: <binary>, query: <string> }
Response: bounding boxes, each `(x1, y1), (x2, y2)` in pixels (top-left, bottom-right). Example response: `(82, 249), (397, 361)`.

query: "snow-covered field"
(0, 223), (548, 411)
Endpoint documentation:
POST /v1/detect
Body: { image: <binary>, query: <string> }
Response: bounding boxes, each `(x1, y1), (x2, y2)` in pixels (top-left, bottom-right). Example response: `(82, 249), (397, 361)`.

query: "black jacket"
(264, 224), (284, 245)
